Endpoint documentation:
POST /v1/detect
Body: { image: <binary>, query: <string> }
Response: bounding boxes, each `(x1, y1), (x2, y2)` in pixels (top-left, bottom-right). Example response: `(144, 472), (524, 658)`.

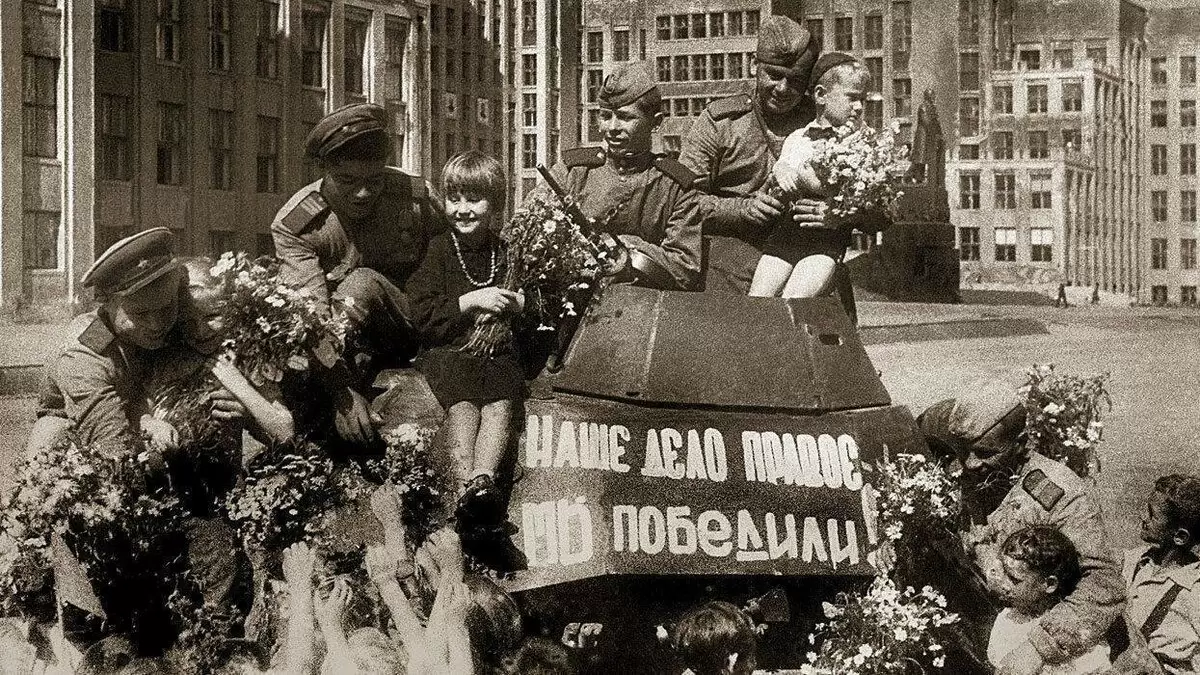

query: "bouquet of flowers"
(1018, 364), (1111, 478)
(366, 423), (449, 545)
(873, 453), (961, 543)
(462, 195), (618, 358)
(164, 581), (246, 675)
(800, 577), (959, 675)
(807, 122), (910, 221)
(210, 252), (350, 385)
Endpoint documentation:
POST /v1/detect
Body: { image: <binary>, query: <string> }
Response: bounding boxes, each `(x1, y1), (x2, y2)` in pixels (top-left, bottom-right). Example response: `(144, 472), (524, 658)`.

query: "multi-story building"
(1143, 6), (1200, 305)
(2, 0), (429, 319)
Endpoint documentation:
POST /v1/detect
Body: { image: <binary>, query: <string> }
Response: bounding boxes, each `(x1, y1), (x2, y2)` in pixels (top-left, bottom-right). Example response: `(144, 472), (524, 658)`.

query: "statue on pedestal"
(906, 89), (945, 189)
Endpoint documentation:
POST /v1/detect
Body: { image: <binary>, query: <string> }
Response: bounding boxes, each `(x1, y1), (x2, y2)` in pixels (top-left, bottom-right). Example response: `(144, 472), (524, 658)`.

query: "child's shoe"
(455, 474), (505, 527)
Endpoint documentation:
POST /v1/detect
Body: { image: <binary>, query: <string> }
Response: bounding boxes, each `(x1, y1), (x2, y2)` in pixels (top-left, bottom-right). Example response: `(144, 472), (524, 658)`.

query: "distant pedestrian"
(1091, 284), (1101, 305)
(1056, 283), (1069, 308)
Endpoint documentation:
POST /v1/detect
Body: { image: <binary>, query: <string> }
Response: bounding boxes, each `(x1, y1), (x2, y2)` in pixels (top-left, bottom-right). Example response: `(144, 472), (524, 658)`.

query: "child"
(1124, 474), (1200, 674)
(408, 151), (525, 524)
(671, 600), (758, 675)
(988, 525), (1110, 673)
(749, 52), (870, 299)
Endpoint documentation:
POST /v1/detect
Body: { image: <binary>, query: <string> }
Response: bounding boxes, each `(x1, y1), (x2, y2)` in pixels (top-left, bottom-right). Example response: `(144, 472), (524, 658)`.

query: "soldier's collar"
(607, 149), (654, 175)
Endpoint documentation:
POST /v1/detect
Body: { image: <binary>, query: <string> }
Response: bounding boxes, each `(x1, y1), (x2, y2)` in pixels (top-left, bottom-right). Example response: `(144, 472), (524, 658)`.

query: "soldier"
(678, 15), (826, 296)
(271, 103), (444, 445)
(917, 374), (1125, 675)
(541, 61), (703, 290)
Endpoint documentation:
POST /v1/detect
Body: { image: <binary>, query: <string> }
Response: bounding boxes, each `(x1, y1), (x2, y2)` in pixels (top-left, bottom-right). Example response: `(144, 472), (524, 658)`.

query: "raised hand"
(281, 541), (315, 590)
(314, 577), (351, 635)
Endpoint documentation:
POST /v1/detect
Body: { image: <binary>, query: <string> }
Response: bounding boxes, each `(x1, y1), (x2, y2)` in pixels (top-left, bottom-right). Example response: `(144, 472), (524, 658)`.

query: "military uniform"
(1123, 546), (1200, 674)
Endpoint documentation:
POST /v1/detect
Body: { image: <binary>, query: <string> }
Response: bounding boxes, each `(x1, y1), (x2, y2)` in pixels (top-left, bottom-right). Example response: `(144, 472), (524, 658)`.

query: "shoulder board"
(654, 156), (698, 188)
(708, 94), (754, 121)
(563, 147), (606, 168)
(281, 191), (329, 234)
(386, 170), (429, 200)
(1022, 468), (1065, 512)
(77, 316), (115, 353)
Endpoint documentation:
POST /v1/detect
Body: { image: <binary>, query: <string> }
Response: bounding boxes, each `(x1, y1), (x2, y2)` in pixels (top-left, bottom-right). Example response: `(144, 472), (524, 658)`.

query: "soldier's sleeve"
(51, 345), (137, 451)
(270, 202), (331, 312)
(617, 182), (702, 290)
(1025, 488), (1126, 663)
(679, 110), (757, 238)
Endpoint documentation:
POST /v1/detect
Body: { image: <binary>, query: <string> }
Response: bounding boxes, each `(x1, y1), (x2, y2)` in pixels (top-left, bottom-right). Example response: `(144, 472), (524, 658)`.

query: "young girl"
(988, 525), (1110, 674)
(408, 151), (525, 525)
(749, 53), (871, 299)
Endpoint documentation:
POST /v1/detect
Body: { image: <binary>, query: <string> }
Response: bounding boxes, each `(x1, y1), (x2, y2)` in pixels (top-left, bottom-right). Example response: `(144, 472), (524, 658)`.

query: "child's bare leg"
(781, 254), (837, 298)
(749, 254), (795, 297)
(444, 401), (482, 485)
(473, 399), (514, 479)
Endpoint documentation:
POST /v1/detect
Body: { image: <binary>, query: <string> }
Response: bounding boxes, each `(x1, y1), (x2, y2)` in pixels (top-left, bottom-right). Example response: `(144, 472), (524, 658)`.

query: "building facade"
(2, 0), (430, 319)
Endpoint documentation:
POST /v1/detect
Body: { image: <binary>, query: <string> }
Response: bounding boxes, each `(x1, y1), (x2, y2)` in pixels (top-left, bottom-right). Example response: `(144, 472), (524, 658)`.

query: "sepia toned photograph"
(0, 0), (1197, 672)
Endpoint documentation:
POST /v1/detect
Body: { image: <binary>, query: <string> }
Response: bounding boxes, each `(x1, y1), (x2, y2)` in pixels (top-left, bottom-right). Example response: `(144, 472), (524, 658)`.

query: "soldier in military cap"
(918, 374), (1125, 675)
(271, 102), (444, 445)
(539, 61), (702, 290)
(678, 14), (828, 296)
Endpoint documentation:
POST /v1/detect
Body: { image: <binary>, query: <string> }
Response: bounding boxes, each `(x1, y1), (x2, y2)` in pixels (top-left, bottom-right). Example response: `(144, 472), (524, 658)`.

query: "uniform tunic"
(1123, 546), (1200, 674)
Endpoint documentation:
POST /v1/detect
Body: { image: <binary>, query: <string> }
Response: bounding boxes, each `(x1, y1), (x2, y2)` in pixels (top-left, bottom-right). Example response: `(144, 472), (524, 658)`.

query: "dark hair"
(1154, 474), (1200, 537)
(1001, 525), (1081, 597)
(465, 575), (525, 669)
(672, 601), (757, 675)
(505, 636), (576, 675)
(320, 129), (392, 166)
(441, 150), (508, 213)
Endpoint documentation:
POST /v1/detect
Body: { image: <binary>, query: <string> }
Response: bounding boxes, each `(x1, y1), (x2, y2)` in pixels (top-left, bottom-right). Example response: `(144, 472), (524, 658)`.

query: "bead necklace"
(450, 231), (498, 288)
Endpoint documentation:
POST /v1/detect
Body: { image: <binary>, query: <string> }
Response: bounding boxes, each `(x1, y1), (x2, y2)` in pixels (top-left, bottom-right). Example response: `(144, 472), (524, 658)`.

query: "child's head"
(998, 525), (1081, 615)
(810, 53), (871, 128)
(465, 574), (525, 670)
(441, 151), (507, 235)
(1141, 474), (1200, 550)
(671, 600), (758, 675)
(505, 636), (576, 675)
(180, 256), (226, 354)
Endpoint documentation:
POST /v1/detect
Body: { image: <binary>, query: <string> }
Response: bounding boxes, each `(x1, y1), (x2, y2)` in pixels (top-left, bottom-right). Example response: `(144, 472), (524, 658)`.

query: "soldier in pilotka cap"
(537, 61), (702, 290)
(918, 373), (1125, 675)
(271, 102), (445, 446)
(679, 14), (829, 296)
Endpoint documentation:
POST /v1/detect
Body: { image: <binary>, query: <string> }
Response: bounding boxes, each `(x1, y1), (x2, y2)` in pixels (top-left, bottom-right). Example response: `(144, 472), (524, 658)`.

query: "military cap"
(305, 102), (389, 159)
(810, 52), (860, 88)
(81, 227), (179, 297)
(918, 371), (1029, 445)
(599, 61), (661, 109)
(756, 15), (818, 75)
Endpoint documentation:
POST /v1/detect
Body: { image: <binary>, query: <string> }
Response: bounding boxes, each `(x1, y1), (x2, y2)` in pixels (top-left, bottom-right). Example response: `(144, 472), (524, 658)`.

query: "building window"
(344, 11), (369, 97)
(959, 227), (980, 260)
(673, 55), (688, 81)
(959, 52), (980, 91)
(1151, 238), (1168, 270)
(1085, 42), (1106, 65)
(522, 0), (537, 45)
(1027, 84), (1047, 113)
(1019, 48), (1040, 70)
(586, 109), (600, 142)
(1062, 81), (1082, 112)
(992, 132), (1013, 160)
(994, 227), (1016, 261)
(691, 54), (706, 81)
(656, 56), (671, 82)
(613, 30), (630, 62)
(521, 93), (537, 126)
(1152, 191), (1168, 222)
(1151, 145), (1167, 175)
(584, 71), (602, 104)
(807, 19), (824, 51)
(1062, 128), (1081, 150)
(522, 134), (537, 169)
(208, 0), (230, 71)
(1030, 171), (1051, 208)
(97, 94), (130, 180)
(691, 13), (706, 39)
(958, 0), (980, 45)
(656, 16), (670, 40)
(1182, 144), (1196, 176)
(834, 17), (853, 51)
(893, 78), (912, 117)
(710, 13), (725, 38)
(673, 15), (688, 40)
(157, 102), (186, 185)
(864, 58), (883, 93)
(23, 210), (59, 270)
(728, 53), (744, 79)
(522, 54), (537, 85)
(994, 172), (1016, 209)
(586, 31), (602, 63)
(256, 115), (279, 193)
(1183, 191), (1197, 222)
(864, 13), (883, 50)
(22, 56), (57, 159)
(384, 17), (406, 101)
(993, 85), (1012, 114)
(1182, 100), (1196, 128)
(256, 0), (280, 78)
(1151, 57), (1167, 85)
(1182, 239), (1197, 270)
(1151, 285), (1168, 304)
(98, 0), (129, 52)
(1183, 286), (1198, 306)
(1030, 228), (1053, 262)
(745, 10), (760, 34)
(157, 0), (182, 62)
(711, 54), (725, 80)
(960, 144), (979, 159)
(959, 173), (980, 209)
(209, 108), (232, 190)
(865, 99), (883, 130)
(1183, 56), (1197, 86)
(959, 97), (980, 137)
(301, 6), (327, 88)
(1028, 131), (1048, 159)
(1053, 47), (1072, 68)
(1151, 100), (1167, 127)
(892, 1), (912, 70)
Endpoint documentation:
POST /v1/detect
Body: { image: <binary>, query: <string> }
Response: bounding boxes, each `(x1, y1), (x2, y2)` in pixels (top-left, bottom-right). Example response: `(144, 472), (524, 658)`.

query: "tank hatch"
(553, 285), (890, 412)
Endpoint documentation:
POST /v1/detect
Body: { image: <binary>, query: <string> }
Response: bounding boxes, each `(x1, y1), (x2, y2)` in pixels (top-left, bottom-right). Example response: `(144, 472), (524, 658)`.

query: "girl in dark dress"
(408, 151), (525, 519)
